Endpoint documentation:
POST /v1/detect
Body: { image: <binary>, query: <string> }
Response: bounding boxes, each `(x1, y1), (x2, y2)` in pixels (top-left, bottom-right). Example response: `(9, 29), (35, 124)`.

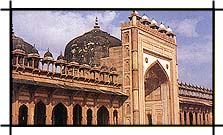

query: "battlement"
(121, 12), (176, 45)
(178, 82), (213, 100)
(12, 51), (122, 88)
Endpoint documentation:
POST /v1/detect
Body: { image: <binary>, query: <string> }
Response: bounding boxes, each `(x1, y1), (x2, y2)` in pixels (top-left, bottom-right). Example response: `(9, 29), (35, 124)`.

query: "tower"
(121, 11), (179, 125)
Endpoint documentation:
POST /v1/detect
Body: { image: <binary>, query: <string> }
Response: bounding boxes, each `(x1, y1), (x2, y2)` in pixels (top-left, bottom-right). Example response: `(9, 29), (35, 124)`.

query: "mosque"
(11, 11), (213, 125)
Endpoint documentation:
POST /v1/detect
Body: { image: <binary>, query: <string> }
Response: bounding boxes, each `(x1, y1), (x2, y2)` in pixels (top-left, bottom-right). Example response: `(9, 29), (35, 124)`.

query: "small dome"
(13, 34), (38, 54)
(57, 51), (65, 60)
(166, 26), (174, 36)
(150, 18), (158, 27)
(44, 48), (53, 58)
(15, 44), (25, 51)
(142, 15), (149, 21)
(110, 67), (117, 72)
(29, 44), (39, 56)
(158, 22), (167, 32)
(101, 65), (109, 70)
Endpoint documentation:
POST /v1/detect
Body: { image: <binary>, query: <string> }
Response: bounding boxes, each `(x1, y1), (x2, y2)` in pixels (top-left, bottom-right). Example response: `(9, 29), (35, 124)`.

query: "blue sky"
(12, 10), (213, 89)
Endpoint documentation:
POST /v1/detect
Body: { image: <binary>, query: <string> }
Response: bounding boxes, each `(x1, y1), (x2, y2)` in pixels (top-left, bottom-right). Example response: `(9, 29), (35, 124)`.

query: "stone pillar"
(92, 106), (97, 125)
(46, 62), (49, 72)
(193, 112), (196, 125)
(82, 105), (87, 125)
(16, 56), (19, 66)
(67, 104), (73, 125)
(52, 63), (55, 74)
(132, 25), (139, 125)
(197, 113), (200, 125)
(205, 112), (208, 125)
(12, 100), (19, 125)
(22, 57), (25, 67)
(46, 103), (53, 125)
(109, 107), (114, 125)
(180, 111), (185, 125)
(209, 111), (213, 124)
(32, 59), (35, 68)
(28, 102), (35, 125)
(200, 112), (204, 125)
(186, 111), (190, 125)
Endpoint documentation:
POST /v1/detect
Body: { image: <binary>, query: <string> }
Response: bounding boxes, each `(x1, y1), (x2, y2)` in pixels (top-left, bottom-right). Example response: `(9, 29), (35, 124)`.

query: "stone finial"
(94, 17), (100, 29)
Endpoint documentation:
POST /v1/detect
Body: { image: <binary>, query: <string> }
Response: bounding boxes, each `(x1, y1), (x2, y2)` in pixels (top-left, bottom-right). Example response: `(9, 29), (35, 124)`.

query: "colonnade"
(12, 100), (120, 125)
(180, 109), (212, 125)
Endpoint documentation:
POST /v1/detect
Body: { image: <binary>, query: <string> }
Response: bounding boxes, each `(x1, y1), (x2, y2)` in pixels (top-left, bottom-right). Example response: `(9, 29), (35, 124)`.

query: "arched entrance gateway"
(18, 104), (28, 125)
(97, 106), (109, 125)
(34, 101), (46, 125)
(144, 60), (170, 125)
(52, 103), (67, 125)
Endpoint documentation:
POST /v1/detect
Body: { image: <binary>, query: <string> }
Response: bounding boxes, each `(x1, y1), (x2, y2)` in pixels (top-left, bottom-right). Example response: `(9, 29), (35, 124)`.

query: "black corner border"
(1, 0), (223, 135)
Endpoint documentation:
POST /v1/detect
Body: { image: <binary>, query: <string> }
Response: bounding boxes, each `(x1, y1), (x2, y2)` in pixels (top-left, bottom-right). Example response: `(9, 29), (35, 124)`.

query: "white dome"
(142, 15), (149, 21)
(151, 18), (157, 26)
(133, 10), (139, 15)
(159, 23), (166, 30)
(167, 27), (172, 32)
(166, 26), (174, 35)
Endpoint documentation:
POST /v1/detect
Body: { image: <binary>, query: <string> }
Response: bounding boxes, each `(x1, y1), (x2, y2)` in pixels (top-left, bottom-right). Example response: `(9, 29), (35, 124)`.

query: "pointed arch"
(34, 101), (46, 125)
(97, 105), (109, 125)
(87, 108), (93, 125)
(73, 104), (82, 125)
(18, 104), (28, 125)
(52, 103), (67, 125)
(144, 60), (169, 97)
(113, 110), (118, 125)
(144, 60), (169, 82)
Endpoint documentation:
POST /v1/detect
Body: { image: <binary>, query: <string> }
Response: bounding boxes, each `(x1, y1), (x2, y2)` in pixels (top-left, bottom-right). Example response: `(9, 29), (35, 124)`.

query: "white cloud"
(169, 18), (202, 37)
(177, 35), (212, 64)
(12, 11), (120, 57)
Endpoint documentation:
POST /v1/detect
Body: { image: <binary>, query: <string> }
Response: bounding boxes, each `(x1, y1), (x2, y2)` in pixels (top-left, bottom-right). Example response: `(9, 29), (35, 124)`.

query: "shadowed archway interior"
(52, 103), (67, 125)
(144, 60), (170, 124)
(97, 106), (109, 125)
(34, 101), (46, 125)
(18, 104), (28, 125)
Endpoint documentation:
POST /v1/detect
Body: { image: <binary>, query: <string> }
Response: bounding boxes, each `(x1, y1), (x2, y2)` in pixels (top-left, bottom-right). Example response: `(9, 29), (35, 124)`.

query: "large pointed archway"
(34, 101), (46, 125)
(52, 103), (67, 125)
(97, 106), (109, 125)
(18, 104), (28, 125)
(144, 60), (170, 125)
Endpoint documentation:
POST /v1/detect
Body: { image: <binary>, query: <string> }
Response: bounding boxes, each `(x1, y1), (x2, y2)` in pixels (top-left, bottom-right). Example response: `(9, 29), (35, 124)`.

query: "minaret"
(94, 17), (100, 29)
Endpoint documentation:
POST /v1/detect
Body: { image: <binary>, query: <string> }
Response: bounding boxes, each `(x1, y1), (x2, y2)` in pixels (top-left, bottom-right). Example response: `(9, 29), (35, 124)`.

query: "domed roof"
(64, 18), (121, 65)
(110, 67), (117, 72)
(150, 18), (158, 27)
(166, 26), (174, 36)
(57, 51), (65, 60)
(44, 48), (53, 58)
(101, 65), (109, 70)
(158, 22), (167, 32)
(142, 15), (149, 21)
(12, 35), (39, 55)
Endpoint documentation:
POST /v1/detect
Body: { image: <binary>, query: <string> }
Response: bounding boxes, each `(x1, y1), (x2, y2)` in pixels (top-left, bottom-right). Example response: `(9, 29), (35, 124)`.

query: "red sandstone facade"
(11, 11), (212, 125)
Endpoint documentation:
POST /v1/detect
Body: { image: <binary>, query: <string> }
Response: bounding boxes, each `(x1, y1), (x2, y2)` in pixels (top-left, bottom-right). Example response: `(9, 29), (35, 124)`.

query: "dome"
(28, 45), (40, 58)
(57, 51), (65, 60)
(158, 22), (167, 32)
(30, 46), (39, 55)
(110, 67), (117, 72)
(101, 65), (109, 70)
(166, 26), (174, 36)
(64, 22), (122, 65)
(150, 18), (158, 28)
(44, 48), (53, 58)
(12, 35), (39, 55)
(142, 15), (149, 21)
